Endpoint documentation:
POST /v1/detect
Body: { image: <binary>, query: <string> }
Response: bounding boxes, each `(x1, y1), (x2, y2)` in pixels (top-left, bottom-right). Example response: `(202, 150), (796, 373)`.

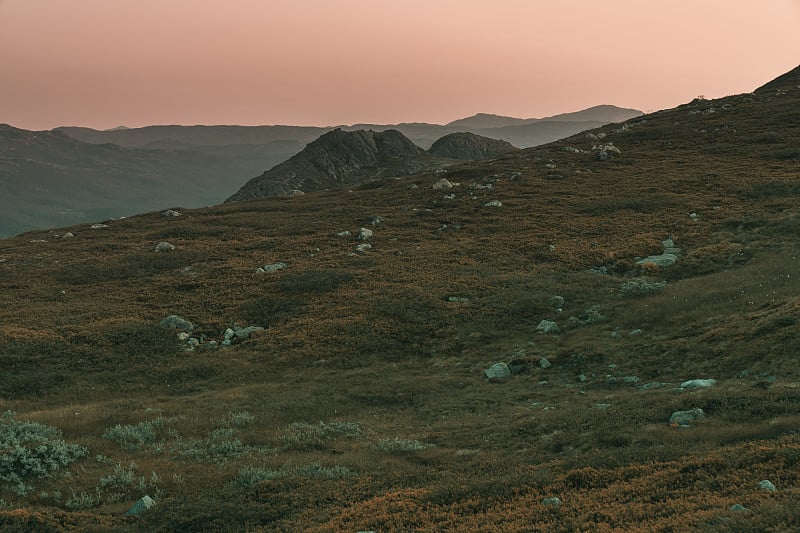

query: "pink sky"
(1, 0), (799, 130)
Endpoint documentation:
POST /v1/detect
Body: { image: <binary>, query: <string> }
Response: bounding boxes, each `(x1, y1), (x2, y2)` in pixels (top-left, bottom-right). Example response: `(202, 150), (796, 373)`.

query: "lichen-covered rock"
(160, 315), (194, 332)
(669, 408), (705, 427)
(484, 363), (511, 380)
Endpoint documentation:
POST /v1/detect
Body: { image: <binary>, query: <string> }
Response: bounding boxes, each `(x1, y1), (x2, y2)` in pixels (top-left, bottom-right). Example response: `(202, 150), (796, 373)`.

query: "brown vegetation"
(0, 67), (799, 530)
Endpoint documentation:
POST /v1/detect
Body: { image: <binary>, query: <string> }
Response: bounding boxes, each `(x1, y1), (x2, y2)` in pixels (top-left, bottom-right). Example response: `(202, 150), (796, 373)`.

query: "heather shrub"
(0, 411), (87, 496)
(103, 417), (167, 450)
(374, 438), (434, 453)
(279, 421), (363, 450)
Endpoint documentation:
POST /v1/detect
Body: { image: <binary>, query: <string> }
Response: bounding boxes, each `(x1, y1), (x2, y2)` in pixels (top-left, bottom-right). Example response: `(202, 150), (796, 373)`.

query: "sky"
(1, 0), (799, 130)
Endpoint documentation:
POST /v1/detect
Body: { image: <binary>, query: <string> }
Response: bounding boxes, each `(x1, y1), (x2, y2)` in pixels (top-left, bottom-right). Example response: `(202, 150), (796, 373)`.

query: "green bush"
(179, 428), (248, 463)
(374, 438), (434, 453)
(0, 411), (87, 496)
(103, 417), (166, 450)
(230, 466), (280, 489)
(279, 421), (363, 450)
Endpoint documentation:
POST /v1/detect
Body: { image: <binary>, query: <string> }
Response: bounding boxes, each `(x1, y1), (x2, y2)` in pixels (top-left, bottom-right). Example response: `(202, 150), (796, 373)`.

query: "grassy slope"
(0, 76), (799, 531)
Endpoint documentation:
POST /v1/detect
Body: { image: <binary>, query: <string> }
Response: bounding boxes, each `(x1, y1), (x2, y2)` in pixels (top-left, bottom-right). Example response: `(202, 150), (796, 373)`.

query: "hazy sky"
(1, 0), (799, 130)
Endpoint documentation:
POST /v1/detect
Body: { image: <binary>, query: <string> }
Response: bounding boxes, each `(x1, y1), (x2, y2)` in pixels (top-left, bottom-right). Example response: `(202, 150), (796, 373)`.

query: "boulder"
(154, 242), (176, 253)
(125, 495), (155, 516)
(484, 363), (511, 380)
(257, 262), (288, 273)
(160, 315), (195, 332)
(536, 320), (560, 334)
(680, 379), (716, 389)
(669, 408), (705, 427)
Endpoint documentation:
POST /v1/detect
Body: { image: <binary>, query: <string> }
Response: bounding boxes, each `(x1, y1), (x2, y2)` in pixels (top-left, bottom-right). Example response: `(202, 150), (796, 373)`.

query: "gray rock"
(680, 379), (716, 389)
(160, 315), (194, 332)
(125, 495), (155, 516)
(577, 374), (588, 383)
(161, 209), (181, 217)
(661, 238), (674, 248)
(369, 216), (385, 226)
(257, 262), (288, 273)
(758, 479), (776, 492)
(154, 242), (176, 252)
(62, 232), (75, 239)
(484, 363), (511, 380)
(628, 329), (643, 336)
(90, 223), (109, 229)
(623, 376), (640, 384)
(222, 325), (265, 345)
(358, 228), (373, 241)
(541, 497), (561, 506)
(446, 296), (470, 303)
(536, 320), (560, 334)
(550, 295), (565, 309)
(289, 189), (305, 197)
(670, 408), (705, 427)
(336, 230), (352, 237)
(538, 357), (552, 369)
(729, 504), (748, 512)
(432, 178), (454, 189)
(355, 243), (372, 253)
(484, 200), (502, 207)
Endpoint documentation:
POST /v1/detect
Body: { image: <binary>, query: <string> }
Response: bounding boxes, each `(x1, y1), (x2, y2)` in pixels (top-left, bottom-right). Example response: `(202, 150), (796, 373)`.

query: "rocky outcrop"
(226, 129), (448, 202)
(428, 132), (518, 160)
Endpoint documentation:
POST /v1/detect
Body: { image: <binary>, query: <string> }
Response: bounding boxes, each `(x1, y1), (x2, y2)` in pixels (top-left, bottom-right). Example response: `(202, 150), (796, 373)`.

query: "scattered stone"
(629, 329), (643, 336)
(619, 279), (667, 297)
(536, 320), (560, 334)
(670, 408), (705, 427)
(336, 230), (352, 237)
(443, 193), (456, 200)
(484, 363), (511, 380)
(62, 232), (75, 239)
(639, 382), (667, 390)
(538, 357), (552, 369)
(577, 374), (588, 383)
(680, 379), (716, 389)
(593, 143), (621, 160)
(409, 184), (419, 189)
(689, 212), (699, 220)
(368, 216), (385, 225)
(758, 479), (776, 492)
(161, 209), (181, 217)
(595, 403), (612, 410)
(432, 178), (454, 189)
(289, 189), (305, 197)
(177, 332), (191, 341)
(611, 331), (622, 339)
(154, 242), (176, 253)
(355, 243), (372, 253)
(484, 200), (502, 207)
(729, 504), (748, 512)
(90, 223), (109, 229)
(125, 495), (155, 516)
(446, 296), (470, 303)
(541, 497), (561, 506)
(358, 228), (373, 241)
(257, 262), (288, 273)
(550, 295), (565, 309)
(221, 325), (265, 346)
(623, 376), (640, 385)
(160, 315), (194, 332)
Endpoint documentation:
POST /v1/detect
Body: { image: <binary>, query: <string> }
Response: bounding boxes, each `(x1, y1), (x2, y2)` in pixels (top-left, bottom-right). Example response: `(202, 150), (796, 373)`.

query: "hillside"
(1, 66), (799, 531)
(226, 129), (455, 201)
(0, 126), (275, 238)
(428, 131), (519, 160)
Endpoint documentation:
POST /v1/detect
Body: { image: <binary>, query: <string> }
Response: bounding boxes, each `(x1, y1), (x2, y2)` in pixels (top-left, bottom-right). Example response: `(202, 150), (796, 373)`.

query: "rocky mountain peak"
(428, 132), (519, 160)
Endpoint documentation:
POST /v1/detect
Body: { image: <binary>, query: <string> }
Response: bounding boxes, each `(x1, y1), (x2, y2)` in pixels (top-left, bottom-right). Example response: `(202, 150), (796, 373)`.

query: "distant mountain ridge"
(1, 105), (641, 237)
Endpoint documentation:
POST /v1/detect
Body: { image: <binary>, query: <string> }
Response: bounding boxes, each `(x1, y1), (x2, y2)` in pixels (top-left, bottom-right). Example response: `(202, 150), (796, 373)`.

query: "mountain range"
(0, 105), (640, 238)
(0, 66), (798, 530)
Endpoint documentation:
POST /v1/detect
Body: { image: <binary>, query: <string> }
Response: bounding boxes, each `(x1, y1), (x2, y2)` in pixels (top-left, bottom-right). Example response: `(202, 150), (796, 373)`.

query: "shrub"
(279, 421), (363, 450)
(285, 462), (353, 480)
(229, 466), (280, 489)
(619, 279), (667, 297)
(103, 418), (166, 450)
(237, 295), (307, 328)
(374, 438), (434, 453)
(0, 411), (87, 496)
(64, 490), (100, 511)
(179, 428), (248, 463)
(221, 411), (254, 429)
